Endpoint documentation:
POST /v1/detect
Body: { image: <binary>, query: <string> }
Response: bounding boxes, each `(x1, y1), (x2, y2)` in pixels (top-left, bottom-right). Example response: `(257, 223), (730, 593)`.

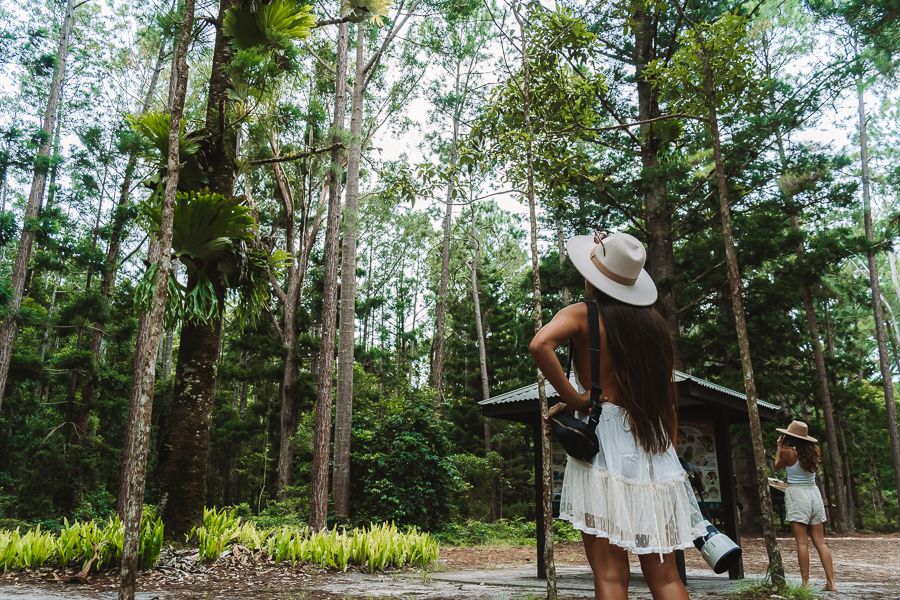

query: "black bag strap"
(586, 301), (603, 425)
(561, 303), (603, 422)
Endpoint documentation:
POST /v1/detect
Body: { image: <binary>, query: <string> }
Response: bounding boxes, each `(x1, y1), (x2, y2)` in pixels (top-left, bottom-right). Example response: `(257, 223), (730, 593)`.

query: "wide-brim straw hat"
(566, 232), (658, 307)
(776, 420), (817, 443)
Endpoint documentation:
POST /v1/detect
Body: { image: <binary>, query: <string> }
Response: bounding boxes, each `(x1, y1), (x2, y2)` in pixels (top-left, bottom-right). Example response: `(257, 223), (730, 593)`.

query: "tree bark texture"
(274, 160), (301, 496)
(513, 3), (556, 596)
(430, 68), (460, 406)
(707, 102), (784, 582)
(633, 3), (679, 357)
(0, 0), (76, 410)
(470, 204), (498, 521)
(118, 0), (194, 596)
(790, 212), (848, 532)
(857, 85), (900, 491)
(308, 20), (349, 531)
(332, 24), (366, 518)
(155, 0), (238, 536)
(159, 273), (225, 536)
(105, 43), (169, 515)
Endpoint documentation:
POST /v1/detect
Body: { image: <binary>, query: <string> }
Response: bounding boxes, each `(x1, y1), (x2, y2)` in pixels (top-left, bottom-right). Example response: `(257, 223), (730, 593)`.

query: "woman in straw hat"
(774, 420), (836, 591)
(530, 232), (709, 600)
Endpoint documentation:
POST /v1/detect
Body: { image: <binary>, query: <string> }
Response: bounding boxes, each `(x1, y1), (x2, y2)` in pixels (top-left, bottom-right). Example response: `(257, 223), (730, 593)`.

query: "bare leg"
(790, 522), (810, 587)
(638, 553), (690, 600)
(583, 534), (630, 600)
(809, 523), (836, 591)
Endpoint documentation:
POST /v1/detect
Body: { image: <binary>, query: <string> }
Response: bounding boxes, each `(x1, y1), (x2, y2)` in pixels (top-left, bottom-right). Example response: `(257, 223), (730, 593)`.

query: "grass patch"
(434, 518), (582, 546)
(731, 580), (821, 600)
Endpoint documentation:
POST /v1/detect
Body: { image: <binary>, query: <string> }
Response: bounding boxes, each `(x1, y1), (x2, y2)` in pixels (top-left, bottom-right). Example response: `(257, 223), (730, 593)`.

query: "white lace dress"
(558, 401), (711, 555)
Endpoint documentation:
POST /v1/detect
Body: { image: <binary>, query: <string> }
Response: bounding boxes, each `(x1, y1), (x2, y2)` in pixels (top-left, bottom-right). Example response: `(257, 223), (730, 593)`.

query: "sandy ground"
(0, 534), (897, 599)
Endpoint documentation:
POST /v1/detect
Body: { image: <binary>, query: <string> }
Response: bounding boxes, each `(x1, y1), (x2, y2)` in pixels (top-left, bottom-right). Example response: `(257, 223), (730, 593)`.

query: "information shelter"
(479, 371), (780, 582)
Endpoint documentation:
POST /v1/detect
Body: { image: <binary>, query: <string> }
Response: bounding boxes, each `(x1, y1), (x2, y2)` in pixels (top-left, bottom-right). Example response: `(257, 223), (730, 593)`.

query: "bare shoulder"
(552, 302), (588, 329)
(782, 447), (798, 464)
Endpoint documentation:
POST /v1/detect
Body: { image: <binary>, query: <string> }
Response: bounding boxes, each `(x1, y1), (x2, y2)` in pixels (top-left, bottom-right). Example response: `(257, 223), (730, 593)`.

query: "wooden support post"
(533, 420), (547, 579)
(715, 409), (744, 580)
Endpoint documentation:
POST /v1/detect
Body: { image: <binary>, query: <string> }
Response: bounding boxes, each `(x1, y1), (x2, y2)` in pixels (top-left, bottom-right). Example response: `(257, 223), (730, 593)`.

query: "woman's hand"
(543, 402), (571, 436)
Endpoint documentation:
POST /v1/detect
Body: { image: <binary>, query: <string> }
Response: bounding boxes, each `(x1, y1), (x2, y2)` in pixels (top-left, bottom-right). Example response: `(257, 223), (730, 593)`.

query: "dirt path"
(441, 534), (900, 590)
(0, 534), (897, 599)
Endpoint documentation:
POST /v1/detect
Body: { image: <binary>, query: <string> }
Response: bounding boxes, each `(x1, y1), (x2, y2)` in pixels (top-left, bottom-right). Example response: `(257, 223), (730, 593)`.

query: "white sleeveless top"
(786, 459), (816, 485)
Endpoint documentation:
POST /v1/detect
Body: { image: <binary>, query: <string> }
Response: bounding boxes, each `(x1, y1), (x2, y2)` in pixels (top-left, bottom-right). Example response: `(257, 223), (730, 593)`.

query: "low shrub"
(0, 510), (163, 573)
(190, 507), (439, 572)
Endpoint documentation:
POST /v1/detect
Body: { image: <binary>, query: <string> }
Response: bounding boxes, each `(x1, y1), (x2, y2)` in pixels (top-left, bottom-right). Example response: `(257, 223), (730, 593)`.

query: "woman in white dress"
(530, 232), (710, 600)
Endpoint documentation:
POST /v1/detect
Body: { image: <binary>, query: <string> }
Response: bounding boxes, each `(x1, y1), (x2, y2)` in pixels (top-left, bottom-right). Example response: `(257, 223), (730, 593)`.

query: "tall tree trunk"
(705, 95), (784, 581)
(857, 83), (900, 491)
(633, 3), (679, 358)
(787, 215), (848, 531)
(333, 24), (366, 518)
(159, 274), (225, 536)
(157, 0), (238, 536)
(117, 0), (194, 596)
(512, 3), (555, 597)
(0, 0), (76, 409)
(275, 186), (300, 498)
(308, 20), (349, 531)
(469, 204), (498, 521)
(102, 43), (168, 515)
(430, 69), (461, 405)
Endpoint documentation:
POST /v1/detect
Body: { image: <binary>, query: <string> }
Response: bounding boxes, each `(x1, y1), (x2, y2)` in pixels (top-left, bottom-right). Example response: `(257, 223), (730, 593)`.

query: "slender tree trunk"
(430, 69), (460, 405)
(333, 24), (366, 518)
(275, 239), (299, 498)
(556, 218), (570, 306)
(117, 0), (194, 596)
(857, 83), (900, 491)
(309, 20), (349, 531)
(706, 96), (784, 581)
(469, 203), (498, 521)
(98, 43), (168, 508)
(0, 0), (76, 409)
(512, 3), (555, 596)
(788, 215), (848, 531)
(633, 3), (679, 358)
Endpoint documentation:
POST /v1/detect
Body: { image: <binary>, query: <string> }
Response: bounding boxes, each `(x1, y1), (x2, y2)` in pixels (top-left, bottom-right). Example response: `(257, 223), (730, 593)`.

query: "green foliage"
(435, 518), (582, 546)
(223, 1), (315, 51)
(645, 12), (760, 114)
(342, 0), (393, 23)
(0, 511), (162, 573)
(0, 210), (16, 246)
(141, 190), (255, 263)
(731, 579), (820, 599)
(352, 394), (458, 530)
(190, 508), (438, 571)
(126, 111), (200, 163)
(190, 507), (244, 562)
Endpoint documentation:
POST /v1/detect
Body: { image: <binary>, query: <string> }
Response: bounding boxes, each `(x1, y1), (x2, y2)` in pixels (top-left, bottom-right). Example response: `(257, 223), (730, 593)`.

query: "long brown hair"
(783, 436), (820, 472)
(591, 287), (678, 454)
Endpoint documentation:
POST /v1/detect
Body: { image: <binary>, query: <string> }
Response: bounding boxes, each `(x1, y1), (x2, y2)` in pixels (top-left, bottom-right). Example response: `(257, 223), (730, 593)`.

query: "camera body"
(679, 457), (742, 574)
(693, 523), (742, 574)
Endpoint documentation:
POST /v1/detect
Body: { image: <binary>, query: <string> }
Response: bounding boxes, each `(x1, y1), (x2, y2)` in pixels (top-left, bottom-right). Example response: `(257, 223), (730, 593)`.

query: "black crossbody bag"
(548, 301), (603, 461)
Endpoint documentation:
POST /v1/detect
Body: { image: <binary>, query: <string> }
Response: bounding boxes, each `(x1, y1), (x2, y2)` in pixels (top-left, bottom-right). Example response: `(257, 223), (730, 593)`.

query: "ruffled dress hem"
(558, 457), (710, 556)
